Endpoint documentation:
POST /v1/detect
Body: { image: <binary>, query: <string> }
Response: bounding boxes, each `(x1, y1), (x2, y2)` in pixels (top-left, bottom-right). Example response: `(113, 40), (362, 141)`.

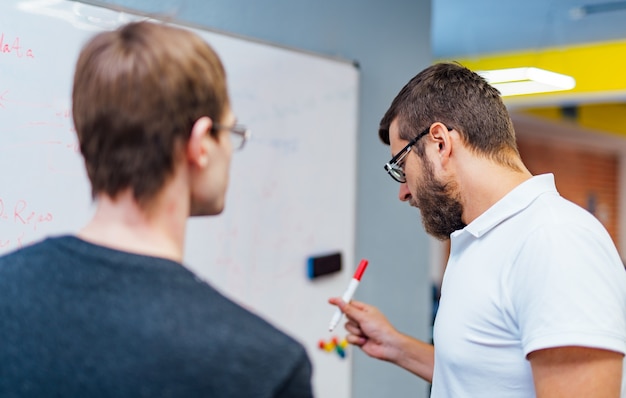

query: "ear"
(429, 122), (453, 166)
(187, 116), (214, 168)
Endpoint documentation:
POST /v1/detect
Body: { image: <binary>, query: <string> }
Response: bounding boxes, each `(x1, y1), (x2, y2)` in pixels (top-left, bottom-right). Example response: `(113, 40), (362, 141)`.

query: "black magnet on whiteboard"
(307, 252), (342, 279)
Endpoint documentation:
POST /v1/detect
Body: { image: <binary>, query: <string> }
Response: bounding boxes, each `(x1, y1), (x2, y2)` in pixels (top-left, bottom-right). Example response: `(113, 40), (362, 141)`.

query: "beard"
(411, 158), (466, 240)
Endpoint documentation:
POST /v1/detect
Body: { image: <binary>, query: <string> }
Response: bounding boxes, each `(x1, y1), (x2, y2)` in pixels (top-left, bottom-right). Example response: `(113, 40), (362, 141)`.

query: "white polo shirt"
(431, 174), (626, 397)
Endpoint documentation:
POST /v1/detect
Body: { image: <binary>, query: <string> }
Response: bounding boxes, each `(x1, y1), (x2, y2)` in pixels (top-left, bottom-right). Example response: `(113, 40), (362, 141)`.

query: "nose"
(398, 182), (412, 202)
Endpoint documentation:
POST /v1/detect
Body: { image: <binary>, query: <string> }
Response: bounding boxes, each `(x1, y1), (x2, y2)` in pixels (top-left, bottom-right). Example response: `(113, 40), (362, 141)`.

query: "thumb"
(328, 297), (347, 310)
(328, 297), (367, 320)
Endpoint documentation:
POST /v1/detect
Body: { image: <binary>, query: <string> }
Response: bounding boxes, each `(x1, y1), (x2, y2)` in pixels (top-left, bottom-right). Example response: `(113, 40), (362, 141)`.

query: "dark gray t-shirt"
(0, 236), (313, 398)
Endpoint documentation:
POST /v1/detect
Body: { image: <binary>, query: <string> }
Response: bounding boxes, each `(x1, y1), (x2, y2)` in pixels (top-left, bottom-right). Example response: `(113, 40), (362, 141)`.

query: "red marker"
(328, 259), (369, 331)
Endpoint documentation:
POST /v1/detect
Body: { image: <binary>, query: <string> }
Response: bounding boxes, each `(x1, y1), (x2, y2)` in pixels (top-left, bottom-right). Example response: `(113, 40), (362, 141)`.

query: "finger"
(346, 334), (367, 346)
(328, 297), (346, 309)
(346, 299), (369, 311)
(345, 319), (360, 329)
(329, 299), (374, 324)
(345, 321), (364, 337)
(339, 301), (367, 320)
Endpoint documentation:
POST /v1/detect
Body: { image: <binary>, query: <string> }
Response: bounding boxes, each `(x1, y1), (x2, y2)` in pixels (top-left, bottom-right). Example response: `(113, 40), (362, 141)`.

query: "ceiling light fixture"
(570, 1), (626, 20)
(477, 67), (576, 97)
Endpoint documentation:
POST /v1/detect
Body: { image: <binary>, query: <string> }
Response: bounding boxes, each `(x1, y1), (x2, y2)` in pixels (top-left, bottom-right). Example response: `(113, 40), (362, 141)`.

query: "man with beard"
(330, 62), (625, 397)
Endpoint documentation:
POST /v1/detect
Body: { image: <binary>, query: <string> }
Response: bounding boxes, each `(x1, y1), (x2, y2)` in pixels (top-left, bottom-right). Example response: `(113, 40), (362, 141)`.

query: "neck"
(78, 176), (190, 262)
(456, 155), (532, 225)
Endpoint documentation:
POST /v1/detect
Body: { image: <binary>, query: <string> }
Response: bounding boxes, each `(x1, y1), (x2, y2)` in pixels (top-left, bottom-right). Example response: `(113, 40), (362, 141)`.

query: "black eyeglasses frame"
(383, 126), (430, 183)
(211, 123), (251, 151)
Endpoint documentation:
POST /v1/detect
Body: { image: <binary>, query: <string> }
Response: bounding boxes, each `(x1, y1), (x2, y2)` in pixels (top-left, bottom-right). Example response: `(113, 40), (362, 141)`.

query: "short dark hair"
(379, 62), (520, 168)
(72, 21), (230, 205)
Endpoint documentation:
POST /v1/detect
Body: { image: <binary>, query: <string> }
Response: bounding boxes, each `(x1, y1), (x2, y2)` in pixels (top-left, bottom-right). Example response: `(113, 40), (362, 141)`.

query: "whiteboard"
(0, 1), (359, 397)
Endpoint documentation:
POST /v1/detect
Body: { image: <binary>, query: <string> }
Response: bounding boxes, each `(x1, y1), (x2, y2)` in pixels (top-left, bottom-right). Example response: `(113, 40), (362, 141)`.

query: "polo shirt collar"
(453, 173), (558, 239)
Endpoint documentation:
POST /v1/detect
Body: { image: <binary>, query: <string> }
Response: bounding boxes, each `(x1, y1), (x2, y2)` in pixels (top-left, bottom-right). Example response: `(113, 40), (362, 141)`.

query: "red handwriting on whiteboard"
(0, 199), (53, 231)
(0, 33), (34, 59)
(55, 109), (71, 119)
(0, 90), (7, 108)
(0, 232), (24, 250)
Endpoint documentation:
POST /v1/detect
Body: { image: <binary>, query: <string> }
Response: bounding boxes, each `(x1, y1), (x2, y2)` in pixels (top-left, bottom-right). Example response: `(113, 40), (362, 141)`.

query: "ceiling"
(432, 0), (626, 58)
(432, 0), (626, 135)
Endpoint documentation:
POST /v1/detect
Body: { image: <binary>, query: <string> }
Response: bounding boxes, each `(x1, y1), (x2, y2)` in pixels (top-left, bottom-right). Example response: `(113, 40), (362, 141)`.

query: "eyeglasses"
(211, 123), (251, 151)
(383, 126), (430, 183)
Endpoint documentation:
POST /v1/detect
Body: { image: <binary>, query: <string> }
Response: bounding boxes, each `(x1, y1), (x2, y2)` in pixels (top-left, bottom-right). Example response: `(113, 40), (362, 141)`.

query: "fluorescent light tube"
(477, 67), (576, 97)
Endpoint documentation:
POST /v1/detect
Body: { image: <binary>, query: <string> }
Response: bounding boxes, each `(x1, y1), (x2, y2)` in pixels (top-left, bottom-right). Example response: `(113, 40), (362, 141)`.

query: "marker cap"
(353, 259), (368, 281)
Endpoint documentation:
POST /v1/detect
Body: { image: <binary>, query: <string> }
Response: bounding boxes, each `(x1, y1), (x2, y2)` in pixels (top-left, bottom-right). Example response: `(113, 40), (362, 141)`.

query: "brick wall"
(517, 136), (620, 246)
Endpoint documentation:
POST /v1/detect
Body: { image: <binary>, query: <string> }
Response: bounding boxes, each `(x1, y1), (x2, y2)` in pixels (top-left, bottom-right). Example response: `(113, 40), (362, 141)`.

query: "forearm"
(387, 332), (435, 383)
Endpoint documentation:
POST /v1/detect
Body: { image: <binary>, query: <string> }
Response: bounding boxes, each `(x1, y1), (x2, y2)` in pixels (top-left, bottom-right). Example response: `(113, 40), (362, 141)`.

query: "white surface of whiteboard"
(0, 1), (359, 397)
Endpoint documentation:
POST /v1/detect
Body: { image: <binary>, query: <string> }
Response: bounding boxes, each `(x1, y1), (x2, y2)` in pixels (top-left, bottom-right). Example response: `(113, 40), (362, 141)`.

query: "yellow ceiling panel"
(446, 39), (626, 104)
(523, 103), (626, 137)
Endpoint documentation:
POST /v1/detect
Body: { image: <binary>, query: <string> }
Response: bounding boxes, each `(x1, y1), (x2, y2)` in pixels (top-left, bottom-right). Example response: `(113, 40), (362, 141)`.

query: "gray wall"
(94, 1), (433, 396)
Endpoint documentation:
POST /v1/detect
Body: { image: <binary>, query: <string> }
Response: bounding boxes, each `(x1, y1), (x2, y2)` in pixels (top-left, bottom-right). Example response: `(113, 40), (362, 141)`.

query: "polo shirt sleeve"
(508, 221), (626, 358)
